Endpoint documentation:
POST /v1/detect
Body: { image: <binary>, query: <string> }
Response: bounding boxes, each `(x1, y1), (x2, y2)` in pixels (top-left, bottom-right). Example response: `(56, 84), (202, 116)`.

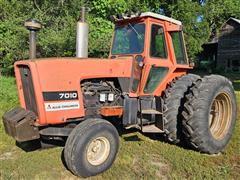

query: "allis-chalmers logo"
(45, 101), (80, 111)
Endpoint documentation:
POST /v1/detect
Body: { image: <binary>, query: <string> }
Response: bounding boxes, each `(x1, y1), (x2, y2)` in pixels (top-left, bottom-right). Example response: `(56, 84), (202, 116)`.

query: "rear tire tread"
(163, 73), (200, 143)
(182, 75), (237, 154)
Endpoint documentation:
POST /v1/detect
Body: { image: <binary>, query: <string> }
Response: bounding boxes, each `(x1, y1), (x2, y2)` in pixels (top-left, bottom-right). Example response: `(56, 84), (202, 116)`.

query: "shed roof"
(228, 17), (240, 24)
(205, 17), (240, 44)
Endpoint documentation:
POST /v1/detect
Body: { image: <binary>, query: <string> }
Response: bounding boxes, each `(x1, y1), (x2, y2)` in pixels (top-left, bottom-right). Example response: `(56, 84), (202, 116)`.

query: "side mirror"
(135, 55), (144, 67)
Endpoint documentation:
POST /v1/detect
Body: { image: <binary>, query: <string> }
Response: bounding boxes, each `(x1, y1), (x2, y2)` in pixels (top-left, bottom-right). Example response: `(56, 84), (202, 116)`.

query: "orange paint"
(14, 58), (132, 125)
(14, 14), (192, 125)
(100, 106), (123, 117)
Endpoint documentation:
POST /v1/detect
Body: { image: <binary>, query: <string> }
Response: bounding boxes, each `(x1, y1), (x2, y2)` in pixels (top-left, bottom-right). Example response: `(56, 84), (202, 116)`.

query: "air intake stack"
(24, 19), (42, 59)
(76, 7), (89, 58)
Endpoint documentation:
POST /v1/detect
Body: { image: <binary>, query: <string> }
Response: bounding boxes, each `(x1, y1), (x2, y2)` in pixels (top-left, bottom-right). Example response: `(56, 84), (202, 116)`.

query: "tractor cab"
(110, 12), (192, 96)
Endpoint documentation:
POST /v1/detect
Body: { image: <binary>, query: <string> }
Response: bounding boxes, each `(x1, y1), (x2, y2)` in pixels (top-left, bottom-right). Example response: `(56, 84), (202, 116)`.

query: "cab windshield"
(111, 23), (145, 55)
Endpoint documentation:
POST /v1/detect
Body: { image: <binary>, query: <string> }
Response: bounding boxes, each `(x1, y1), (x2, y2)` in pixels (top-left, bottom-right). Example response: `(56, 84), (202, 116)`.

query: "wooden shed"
(217, 17), (240, 72)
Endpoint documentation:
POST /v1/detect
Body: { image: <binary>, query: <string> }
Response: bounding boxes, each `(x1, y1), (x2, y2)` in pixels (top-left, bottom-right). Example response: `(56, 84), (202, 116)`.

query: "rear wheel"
(182, 75), (237, 154)
(163, 74), (200, 143)
(64, 118), (119, 177)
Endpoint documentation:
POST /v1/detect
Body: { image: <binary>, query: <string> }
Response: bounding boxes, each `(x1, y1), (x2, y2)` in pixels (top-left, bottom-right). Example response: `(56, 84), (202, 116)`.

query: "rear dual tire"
(163, 74), (200, 143)
(182, 75), (237, 154)
(163, 74), (237, 154)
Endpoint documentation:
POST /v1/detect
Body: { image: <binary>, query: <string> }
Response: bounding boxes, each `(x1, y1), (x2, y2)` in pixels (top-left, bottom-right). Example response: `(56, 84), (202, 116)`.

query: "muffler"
(76, 7), (90, 58)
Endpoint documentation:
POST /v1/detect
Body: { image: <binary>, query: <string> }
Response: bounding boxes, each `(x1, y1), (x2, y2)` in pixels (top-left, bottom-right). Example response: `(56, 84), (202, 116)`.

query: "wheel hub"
(209, 92), (232, 140)
(87, 137), (110, 166)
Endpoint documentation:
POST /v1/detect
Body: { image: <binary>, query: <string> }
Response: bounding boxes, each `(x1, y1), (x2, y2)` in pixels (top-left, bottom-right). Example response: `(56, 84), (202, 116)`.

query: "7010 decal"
(43, 91), (78, 101)
(59, 92), (77, 99)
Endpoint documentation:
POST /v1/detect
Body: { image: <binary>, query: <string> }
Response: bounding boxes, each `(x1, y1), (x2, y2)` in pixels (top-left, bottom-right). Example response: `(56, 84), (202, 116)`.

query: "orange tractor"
(3, 9), (237, 177)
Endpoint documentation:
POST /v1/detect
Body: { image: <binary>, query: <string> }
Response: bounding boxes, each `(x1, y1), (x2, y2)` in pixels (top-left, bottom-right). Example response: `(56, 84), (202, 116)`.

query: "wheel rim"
(209, 92), (232, 140)
(86, 137), (110, 166)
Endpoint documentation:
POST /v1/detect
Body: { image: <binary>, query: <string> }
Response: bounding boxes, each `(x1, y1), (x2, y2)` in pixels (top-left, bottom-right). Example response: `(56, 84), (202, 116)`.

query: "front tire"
(64, 118), (119, 177)
(182, 75), (237, 154)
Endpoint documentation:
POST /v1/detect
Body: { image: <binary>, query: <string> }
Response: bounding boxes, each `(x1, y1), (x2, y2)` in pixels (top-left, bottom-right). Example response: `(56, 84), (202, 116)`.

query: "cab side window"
(170, 31), (188, 64)
(150, 24), (168, 58)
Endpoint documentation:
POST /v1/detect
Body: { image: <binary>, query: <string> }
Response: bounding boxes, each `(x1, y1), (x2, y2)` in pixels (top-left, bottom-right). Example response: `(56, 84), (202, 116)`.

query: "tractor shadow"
(118, 129), (191, 155)
(109, 116), (196, 152)
(16, 138), (65, 152)
(61, 149), (70, 171)
(115, 123), (194, 152)
(116, 124), (166, 142)
(16, 137), (70, 170)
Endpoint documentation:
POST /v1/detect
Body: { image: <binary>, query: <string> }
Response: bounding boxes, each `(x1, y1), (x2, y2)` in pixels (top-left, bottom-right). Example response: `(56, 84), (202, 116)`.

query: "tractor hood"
(14, 57), (133, 125)
(15, 57), (133, 91)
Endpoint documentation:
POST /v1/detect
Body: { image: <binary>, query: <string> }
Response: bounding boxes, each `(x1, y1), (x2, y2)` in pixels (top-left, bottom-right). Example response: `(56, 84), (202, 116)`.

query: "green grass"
(0, 76), (239, 180)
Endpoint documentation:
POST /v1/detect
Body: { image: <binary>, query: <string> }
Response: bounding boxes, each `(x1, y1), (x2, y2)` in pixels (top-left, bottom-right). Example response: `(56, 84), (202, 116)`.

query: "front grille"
(19, 65), (38, 116)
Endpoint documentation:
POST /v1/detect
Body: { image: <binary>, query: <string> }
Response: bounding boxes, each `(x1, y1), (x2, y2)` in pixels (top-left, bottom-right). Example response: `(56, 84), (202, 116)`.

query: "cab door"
(140, 22), (173, 95)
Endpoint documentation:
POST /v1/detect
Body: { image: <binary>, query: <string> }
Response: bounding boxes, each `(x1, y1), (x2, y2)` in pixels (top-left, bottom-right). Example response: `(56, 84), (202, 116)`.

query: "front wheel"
(64, 118), (119, 177)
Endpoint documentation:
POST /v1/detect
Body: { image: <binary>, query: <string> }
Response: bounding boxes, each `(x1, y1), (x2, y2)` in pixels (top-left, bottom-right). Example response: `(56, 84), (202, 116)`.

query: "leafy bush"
(1, 0), (240, 75)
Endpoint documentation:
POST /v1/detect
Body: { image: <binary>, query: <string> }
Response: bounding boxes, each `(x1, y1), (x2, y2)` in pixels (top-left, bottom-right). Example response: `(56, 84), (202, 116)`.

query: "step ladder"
(141, 109), (162, 115)
(141, 124), (164, 133)
(139, 97), (164, 133)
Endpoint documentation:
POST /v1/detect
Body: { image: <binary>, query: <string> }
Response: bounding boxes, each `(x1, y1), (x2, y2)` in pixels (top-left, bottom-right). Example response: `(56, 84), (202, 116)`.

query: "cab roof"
(140, 12), (182, 26)
(113, 11), (182, 26)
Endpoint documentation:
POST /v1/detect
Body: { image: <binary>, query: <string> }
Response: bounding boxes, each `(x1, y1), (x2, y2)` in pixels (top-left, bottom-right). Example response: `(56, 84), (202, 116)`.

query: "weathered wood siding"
(217, 20), (240, 71)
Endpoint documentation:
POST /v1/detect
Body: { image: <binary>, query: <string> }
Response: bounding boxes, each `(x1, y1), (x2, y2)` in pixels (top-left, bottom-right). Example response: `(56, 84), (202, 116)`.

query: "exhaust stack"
(24, 19), (42, 59)
(76, 7), (89, 58)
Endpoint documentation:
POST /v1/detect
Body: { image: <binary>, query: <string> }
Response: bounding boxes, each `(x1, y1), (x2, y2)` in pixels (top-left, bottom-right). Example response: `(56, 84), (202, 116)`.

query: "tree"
(1, 0), (240, 75)
(168, 0), (210, 58)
